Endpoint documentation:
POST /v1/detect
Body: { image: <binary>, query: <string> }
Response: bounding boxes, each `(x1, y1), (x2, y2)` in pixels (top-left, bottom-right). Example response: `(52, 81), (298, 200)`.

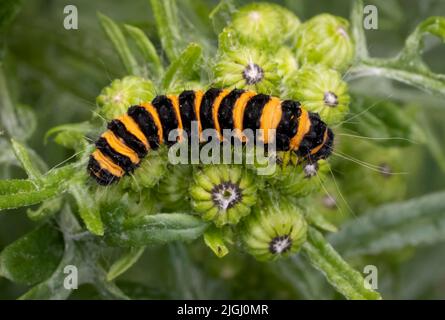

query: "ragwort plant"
(0, 0), (445, 300)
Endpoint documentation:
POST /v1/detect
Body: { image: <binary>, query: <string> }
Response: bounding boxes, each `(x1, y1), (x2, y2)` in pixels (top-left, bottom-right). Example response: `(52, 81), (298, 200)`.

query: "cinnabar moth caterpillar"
(88, 88), (334, 185)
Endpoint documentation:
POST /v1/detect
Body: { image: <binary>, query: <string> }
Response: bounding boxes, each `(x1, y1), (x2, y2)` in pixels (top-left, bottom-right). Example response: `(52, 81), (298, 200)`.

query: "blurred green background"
(1, 0), (445, 299)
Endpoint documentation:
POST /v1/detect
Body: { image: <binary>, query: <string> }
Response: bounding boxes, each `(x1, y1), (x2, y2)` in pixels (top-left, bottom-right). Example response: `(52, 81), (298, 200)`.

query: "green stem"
(348, 59), (445, 98)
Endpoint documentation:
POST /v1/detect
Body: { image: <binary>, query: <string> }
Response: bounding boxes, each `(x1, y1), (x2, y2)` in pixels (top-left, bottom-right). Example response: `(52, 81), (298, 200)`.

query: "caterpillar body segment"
(88, 88), (334, 185)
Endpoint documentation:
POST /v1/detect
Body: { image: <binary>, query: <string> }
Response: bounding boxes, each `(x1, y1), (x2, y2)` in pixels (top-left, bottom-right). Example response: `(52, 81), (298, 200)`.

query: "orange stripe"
(140, 102), (164, 145)
(194, 90), (204, 138)
(259, 97), (282, 144)
(212, 89), (231, 140)
(167, 94), (183, 141)
(92, 150), (124, 177)
(310, 128), (329, 155)
(102, 131), (140, 164)
(233, 91), (256, 141)
(290, 108), (311, 150)
(117, 114), (149, 149)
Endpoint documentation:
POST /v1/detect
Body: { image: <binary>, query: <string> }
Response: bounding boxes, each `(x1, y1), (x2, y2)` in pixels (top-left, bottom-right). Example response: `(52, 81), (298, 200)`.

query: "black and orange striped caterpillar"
(88, 88), (334, 185)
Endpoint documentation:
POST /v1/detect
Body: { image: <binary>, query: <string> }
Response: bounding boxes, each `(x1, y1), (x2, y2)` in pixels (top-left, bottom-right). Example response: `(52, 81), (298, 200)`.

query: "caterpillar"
(88, 88), (334, 185)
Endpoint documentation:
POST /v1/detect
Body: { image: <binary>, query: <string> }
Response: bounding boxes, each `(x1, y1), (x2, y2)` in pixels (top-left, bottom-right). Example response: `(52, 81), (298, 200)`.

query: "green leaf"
(27, 197), (63, 221)
(11, 139), (43, 182)
(0, 0), (24, 53)
(106, 247), (145, 281)
(345, 97), (424, 148)
(303, 227), (382, 300)
(97, 12), (140, 76)
(0, 185), (60, 210)
(0, 223), (64, 285)
(203, 226), (229, 258)
(107, 213), (209, 247)
(0, 179), (35, 194)
(149, 0), (183, 62)
(45, 121), (92, 151)
(69, 182), (104, 236)
(124, 24), (164, 78)
(209, 0), (235, 34)
(161, 43), (202, 91)
(329, 191), (445, 257)
(0, 66), (36, 140)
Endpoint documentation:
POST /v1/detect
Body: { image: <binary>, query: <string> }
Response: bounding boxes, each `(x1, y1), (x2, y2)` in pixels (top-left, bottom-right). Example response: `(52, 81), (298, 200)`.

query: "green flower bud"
(121, 147), (168, 191)
(284, 65), (350, 125)
(212, 46), (281, 94)
(275, 159), (330, 198)
(295, 13), (354, 71)
(230, 3), (300, 47)
(96, 76), (156, 120)
(274, 47), (299, 81)
(156, 164), (193, 211)
(241, 201), (307, 261)
(190, 165), (257, 227)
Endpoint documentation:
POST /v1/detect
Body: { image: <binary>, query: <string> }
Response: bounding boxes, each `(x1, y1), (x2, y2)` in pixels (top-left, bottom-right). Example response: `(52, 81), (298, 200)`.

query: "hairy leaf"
(329, 191), (445, 257)
(0, 224), (64, 285)
(303, 227), (382, 300)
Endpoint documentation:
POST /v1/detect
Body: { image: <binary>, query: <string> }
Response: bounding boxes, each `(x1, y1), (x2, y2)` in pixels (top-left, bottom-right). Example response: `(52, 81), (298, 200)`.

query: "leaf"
(161, 43), (202, 91)
(209, 0), (235, 34)
(11, 139), (43, 182)
(69, 182), (104, 236)
(27, 197), (63, 221)
(45, 121), (92, 151)
(0, 164), (77, 211)
(97, 12), (140, 76)
(106, 247), (145, 281)
(0, 0), (24, 53)
(0, 185), (60, 210)
(0, 223), (64, 285)
(345, 97), (424, 148)
(149, 0), (183, 62)
(203, 226), (229, 258)
(0, 66), (37, 140)
(329, 191), (445, 257)
(124, 24), (164, 78)
(106, 213), (209, 247)
(19, 242), (76, 300)
(303, 227), (382, 300)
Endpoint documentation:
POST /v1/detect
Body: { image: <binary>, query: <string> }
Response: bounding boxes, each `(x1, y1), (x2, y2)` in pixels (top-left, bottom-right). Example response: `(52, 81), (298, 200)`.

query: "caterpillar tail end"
(87, 155), (120, 186)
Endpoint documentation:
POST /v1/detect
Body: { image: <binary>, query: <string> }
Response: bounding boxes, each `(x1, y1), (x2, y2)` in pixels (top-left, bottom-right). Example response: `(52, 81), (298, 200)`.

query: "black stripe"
(127, 105), (160, 149)
(152, 95), (178, 145)
(179, 90), (196, 138)
(87, 156), (119, 185)
(295, 112), (327, 157)
(276, 100), (301, 151)
(108, 119), (147, 158)
(311, 128), (334, 160)
(95, 137), (136, 173)
(243, 94), (270, 130)
(200, 88), (222, 131)
(218, 89), (245, 132)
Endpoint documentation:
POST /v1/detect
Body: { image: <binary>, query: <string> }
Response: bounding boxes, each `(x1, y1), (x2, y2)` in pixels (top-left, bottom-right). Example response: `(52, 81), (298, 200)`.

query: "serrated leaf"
(303, 227), (382, 300)
(97, 12), (140, 76)
(0, 224), (64, 285)
(107, 247), (145, 281)
(106, 213), (209, 247)
(329, 191), (445, 257)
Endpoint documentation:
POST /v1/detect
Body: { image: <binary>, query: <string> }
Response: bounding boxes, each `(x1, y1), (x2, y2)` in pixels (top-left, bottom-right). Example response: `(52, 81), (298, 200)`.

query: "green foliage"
(0, 223), (64, 285)
(0, 0), (444, 300)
